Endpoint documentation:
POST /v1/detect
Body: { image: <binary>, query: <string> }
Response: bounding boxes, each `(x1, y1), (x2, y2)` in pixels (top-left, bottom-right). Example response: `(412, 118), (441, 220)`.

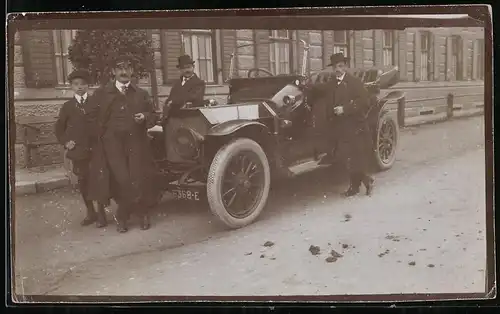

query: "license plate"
(172, 189), (201, 201)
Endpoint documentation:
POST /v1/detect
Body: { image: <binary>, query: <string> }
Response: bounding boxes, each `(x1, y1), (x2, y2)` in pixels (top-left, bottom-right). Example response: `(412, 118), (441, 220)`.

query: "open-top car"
(147, 37), (405, 229)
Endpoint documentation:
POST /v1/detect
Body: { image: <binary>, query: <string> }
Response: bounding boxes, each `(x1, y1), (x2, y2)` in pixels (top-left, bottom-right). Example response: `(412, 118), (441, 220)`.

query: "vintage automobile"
(147, 39), (404, 229)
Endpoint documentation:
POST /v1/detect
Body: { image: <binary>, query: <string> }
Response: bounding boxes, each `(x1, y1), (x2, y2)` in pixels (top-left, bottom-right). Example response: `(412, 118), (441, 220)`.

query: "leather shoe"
(116, 221), (128, 233)
(140, 215), (151, 230)
(96, 213), (108, 228)
(80, 214), (97, 226)
(343, 187), (359, 197)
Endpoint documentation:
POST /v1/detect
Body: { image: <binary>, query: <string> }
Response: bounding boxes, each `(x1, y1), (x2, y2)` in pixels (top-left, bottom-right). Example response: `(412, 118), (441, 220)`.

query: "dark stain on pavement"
(378, 249), (390, 257)
(263, 241), (275, 247)
(309, 245), (321, 256)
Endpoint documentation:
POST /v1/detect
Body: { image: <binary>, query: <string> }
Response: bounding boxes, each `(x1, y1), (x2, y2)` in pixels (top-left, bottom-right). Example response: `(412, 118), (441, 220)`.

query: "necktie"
(181, 77), (186, 86)
(121, 85), (128, 94)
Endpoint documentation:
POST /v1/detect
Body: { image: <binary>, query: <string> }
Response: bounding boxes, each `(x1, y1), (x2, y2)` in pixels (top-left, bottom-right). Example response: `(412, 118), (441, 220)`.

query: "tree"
(68, 30), (154, 85)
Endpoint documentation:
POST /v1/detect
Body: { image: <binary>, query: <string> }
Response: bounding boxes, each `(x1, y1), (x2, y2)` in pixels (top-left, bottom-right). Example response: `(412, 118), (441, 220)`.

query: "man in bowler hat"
(55, 69), (108, 227)
(162, 54), (206, 120)
(88, 55), (159, 233)
(325, 53), (375, 196)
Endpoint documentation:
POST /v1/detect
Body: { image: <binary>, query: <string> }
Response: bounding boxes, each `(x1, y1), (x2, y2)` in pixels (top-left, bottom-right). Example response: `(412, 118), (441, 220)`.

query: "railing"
(396, 92), (484, 127)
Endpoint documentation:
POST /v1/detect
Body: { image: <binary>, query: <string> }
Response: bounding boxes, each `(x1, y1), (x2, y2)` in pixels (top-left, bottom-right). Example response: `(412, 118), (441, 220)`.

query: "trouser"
(343, 133), (371, 189)
(72, 159), (105, 214)
(103, 129), (149, 221)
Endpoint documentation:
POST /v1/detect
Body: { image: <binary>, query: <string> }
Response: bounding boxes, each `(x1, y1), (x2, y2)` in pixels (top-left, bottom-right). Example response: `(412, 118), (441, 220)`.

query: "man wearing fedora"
(162, 54), (206, 119)
(322, 52), (375, 197)
(88, 55), (159, 233)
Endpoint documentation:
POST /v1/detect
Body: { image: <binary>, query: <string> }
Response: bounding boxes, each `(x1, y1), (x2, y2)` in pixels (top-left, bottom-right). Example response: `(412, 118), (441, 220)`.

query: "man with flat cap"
(320, 52), (375, 197)
(162, 54), (206, 120)
(88, 54), (159, 233)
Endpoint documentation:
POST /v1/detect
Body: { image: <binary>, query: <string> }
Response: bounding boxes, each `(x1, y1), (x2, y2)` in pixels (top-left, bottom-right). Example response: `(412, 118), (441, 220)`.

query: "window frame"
(332, 30), (350, 58)
(269, 30), (293, 75)
(450, 35), (463, 81)
(181, 29), (218, 84)
(419, 31), (432, 81)
(52, 30), (77, 86)
(382, 30), (395, 67)
(476, 38), (484, 80)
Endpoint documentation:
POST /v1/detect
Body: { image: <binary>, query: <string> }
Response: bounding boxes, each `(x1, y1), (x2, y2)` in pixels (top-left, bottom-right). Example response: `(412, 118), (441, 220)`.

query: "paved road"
(12, 115), (487, 298)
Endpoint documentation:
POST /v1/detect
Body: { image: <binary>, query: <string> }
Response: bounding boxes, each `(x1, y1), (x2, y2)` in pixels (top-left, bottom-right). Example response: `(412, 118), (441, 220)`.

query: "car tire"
(373, 111), (399, 171)
(207, 138), (271, 229)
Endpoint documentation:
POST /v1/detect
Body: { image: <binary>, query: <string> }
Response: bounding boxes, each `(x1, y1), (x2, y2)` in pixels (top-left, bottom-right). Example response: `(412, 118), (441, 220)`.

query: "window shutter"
(373, 30), (383, 67)
(21, 30), (57, 88)
(163, 31), (183, 85)
(221, 29), (236, 81)
(254, 30), (270, 72)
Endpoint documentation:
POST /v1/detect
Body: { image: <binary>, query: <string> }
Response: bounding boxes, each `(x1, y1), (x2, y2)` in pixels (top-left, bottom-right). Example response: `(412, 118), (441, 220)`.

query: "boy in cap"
(55, 69), (108, 227)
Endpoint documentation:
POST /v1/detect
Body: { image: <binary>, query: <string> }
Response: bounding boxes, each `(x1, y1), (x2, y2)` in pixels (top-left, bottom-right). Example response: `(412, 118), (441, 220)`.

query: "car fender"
(206, 119), (269, 137)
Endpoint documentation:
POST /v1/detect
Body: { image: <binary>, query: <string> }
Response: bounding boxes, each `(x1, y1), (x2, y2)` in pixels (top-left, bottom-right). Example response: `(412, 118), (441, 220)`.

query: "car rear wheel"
(373, 112), (399, 171)
(207, 138), (271, 229)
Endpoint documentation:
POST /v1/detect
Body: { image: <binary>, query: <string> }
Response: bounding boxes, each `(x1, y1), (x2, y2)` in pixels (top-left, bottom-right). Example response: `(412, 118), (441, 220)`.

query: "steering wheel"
(247, 68), (274, 78)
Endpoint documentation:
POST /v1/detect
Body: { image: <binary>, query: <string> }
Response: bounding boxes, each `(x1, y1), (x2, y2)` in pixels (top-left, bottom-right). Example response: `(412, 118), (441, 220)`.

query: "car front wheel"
(207, 138), (271, 229)
(373, 111), (399, 171)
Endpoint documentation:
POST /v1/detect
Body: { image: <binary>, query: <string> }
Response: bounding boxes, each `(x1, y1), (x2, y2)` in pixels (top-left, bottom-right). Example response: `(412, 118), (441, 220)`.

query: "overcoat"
(86, 81), (159, 206)
(332, 72), (373, 172)
(162, 74), (206, 118)
(307, 72), (372, 171)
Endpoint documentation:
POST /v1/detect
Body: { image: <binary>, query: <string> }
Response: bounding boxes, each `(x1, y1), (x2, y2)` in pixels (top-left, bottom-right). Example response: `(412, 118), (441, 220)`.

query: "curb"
(404, 107), (483, 127)
(15, 175), (71, 197)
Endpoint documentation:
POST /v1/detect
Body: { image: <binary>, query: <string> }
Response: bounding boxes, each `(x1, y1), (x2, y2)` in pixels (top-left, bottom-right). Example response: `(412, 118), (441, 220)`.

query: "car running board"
(287, 154), (331, 177)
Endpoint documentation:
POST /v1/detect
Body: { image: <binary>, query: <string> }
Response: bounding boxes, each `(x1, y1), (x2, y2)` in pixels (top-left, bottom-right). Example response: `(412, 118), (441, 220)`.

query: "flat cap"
(67, 69), (91, 83)
(111, 54), (138, 67)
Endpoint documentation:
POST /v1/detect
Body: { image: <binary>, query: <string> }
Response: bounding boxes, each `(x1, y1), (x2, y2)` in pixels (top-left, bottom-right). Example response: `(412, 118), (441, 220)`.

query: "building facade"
(11, 27), (485, 169)
(13, 27), (485, 101)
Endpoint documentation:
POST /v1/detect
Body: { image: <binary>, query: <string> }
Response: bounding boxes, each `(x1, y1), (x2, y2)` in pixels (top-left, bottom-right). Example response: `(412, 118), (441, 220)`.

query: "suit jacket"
(54, 96), (97, 161)
(162, 74), (206, 119)
(333, 72), (370, 123)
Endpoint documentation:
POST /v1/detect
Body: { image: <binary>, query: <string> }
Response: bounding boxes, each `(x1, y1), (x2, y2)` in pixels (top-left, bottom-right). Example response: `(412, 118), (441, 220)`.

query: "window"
(269, 30), (292, 75)
(333, 31), (349, 56)
(52, 30), (77, 85)
(182, 29), (216, 83)
(450, 35), (463, 80)
(476, 39), (484, 80)
(382, 31), (395, 67)
(420, 32), (432, 81)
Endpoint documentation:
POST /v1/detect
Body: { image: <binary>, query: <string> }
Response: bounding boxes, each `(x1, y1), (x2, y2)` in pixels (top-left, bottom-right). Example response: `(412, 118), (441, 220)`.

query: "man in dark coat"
(162, 54), (206, 120)
(55, 69), (108, 227)
(88, 55), (159, 233)
(325, 53), (375, 196)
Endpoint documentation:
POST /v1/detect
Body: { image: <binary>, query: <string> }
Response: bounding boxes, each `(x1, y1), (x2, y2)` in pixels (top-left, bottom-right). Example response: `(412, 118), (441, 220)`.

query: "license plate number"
(172, 189), (200, 201)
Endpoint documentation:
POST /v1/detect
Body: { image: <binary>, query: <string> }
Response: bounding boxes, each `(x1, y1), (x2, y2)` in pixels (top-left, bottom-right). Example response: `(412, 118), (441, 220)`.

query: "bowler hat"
(177, 54), (195, 68)
(67, 69), (90, 83)
(327, 53), (350, 66)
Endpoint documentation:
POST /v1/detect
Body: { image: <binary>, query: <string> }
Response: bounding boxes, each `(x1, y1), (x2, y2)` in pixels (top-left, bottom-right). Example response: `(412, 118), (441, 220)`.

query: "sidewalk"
(14, 165), (74, 196)
(13, 106), (484, 197)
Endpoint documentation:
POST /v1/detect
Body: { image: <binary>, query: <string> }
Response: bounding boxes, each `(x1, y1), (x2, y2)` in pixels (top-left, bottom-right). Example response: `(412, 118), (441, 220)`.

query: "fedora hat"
(327, 53), (350, 66)
(67, 69), (90, 83)
(177, 54), (195, 68)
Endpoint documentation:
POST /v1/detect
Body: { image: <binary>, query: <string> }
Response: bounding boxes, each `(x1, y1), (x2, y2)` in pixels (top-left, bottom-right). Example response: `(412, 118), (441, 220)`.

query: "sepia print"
(6, 6), (494, 302)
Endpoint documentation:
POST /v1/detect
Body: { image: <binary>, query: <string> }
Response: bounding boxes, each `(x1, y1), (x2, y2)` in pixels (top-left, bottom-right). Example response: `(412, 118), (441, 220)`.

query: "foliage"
(68, 30), (154, 85)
